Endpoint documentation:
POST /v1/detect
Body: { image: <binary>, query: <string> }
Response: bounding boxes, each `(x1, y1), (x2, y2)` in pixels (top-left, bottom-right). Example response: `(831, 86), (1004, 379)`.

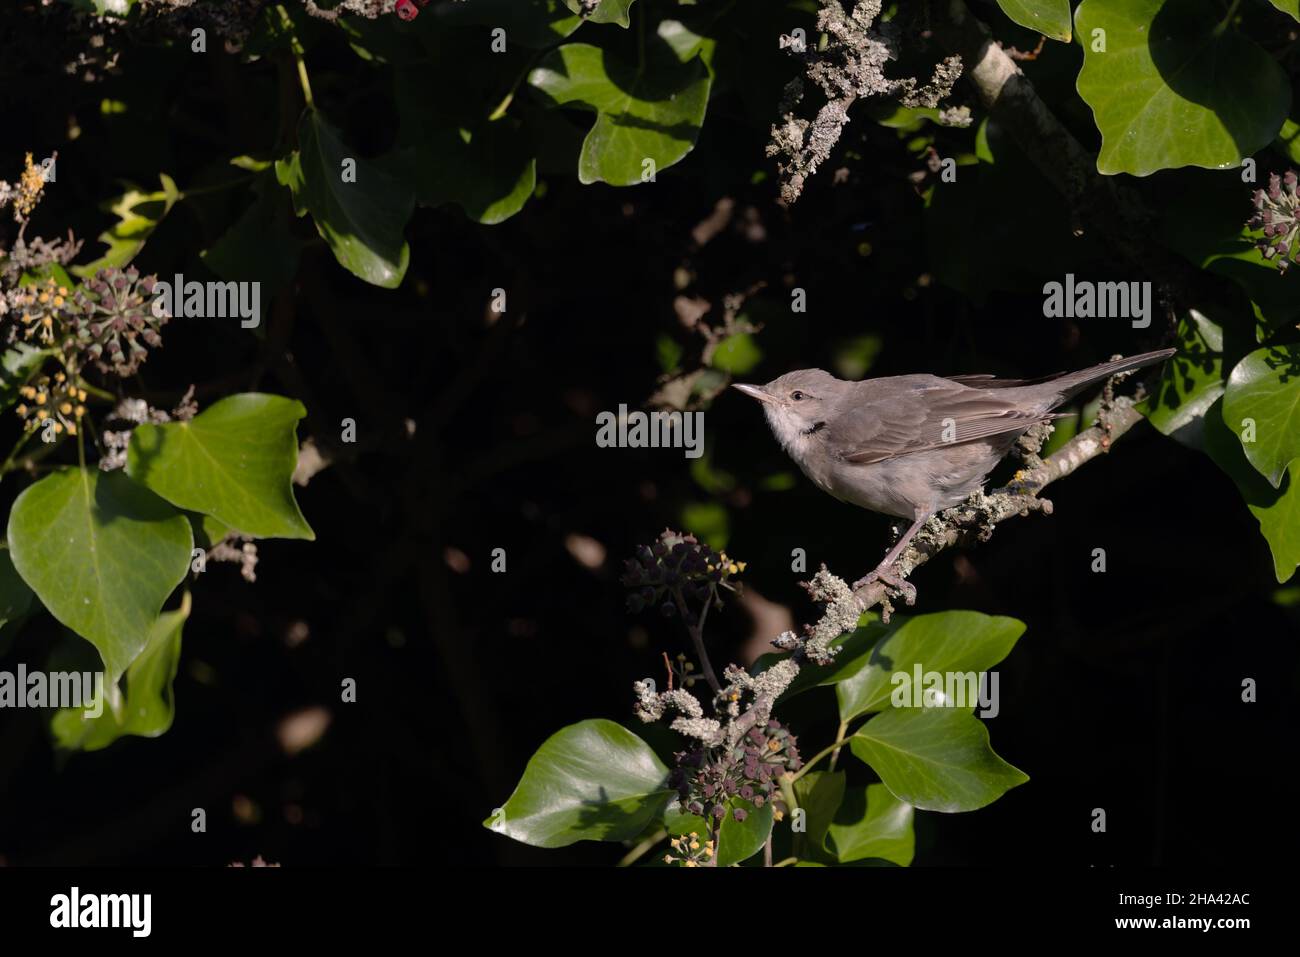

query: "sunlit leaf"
(7, 469), (192, 683)
(849, 708), (1028, 812)
(126, 394), (314, 541)
(484, 719), (673, 847)
(1075, 0), (1291, 175)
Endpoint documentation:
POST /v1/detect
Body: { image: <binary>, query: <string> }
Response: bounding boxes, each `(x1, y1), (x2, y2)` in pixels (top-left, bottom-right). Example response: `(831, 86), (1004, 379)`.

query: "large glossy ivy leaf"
(1269, 1), (1300, 21)
(827, 783), (915, 866)
(126, 394), (314, 541)
(528, 41), (711, 185)
(850, 708), (1028, 812)
(51, 594), (189, 752)
(6, 469), (192, 683)
(382, 123), (536, 225)
(485, 719), (672, 847)
(72, 174), (179, 278)
(1221, 345), (1300, 488)
(1204, 398), (1300, 582)
(1074, 0), (1291, 176)
(996, 0), (1071, 41)
(275, 110), (413, 288)
(834, 611), (1026, 723)
(716, 796), (773, 867)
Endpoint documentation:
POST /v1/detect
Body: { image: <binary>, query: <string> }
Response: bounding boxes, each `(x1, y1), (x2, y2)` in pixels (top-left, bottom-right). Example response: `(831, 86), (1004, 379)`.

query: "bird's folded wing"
(829, 379), (1061, 465)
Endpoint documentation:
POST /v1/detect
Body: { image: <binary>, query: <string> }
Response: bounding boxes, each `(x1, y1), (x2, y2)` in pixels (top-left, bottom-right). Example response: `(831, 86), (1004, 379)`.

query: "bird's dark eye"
(791, 391), (805, 401)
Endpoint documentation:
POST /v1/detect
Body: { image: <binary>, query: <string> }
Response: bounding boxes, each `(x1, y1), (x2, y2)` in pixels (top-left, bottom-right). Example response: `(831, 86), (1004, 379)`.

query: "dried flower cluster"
(620, 529), (744, 619)
(669, 719), (802, 824)
(0, 154), (48, 223)
(623, 531), (868, 865)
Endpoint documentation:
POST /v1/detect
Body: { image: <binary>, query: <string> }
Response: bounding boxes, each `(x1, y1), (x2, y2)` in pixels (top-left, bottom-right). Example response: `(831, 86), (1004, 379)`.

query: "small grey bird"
(733, 349), (1174, 590)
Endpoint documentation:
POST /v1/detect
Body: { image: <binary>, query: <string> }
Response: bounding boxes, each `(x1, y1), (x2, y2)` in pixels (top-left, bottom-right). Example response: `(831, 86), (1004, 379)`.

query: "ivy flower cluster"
(8, 277), (76, 346)
(620, 529), (744, 619)
(1249, 170), (1299, 272)
(669, 719), (802, 824)
(14, 371), (87, 437)
(1, 267), (167, 380)
(71, 267), (167, 376)
(663, 832), (715, 867)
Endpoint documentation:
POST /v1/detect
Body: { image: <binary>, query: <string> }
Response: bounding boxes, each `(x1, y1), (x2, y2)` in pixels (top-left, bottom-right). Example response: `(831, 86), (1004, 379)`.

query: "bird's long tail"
(1029, 348), (1175, 407)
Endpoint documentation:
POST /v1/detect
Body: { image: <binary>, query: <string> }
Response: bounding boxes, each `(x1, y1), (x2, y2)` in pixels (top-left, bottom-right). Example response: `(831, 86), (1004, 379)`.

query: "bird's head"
(732, 369), (839, 453)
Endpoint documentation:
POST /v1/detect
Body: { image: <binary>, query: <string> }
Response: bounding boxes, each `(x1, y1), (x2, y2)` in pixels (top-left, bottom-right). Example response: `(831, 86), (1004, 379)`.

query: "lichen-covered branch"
(849, 393), (1147, 619)
(768, 0), (963, 204)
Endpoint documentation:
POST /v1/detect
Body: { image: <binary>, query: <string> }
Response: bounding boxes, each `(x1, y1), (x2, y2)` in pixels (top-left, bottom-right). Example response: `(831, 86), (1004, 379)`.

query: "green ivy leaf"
(72, 174), (179, 278)
(383, 123), (537, 225)
(716, 796), (773, 866)
(995, 0), (1072, 41)
(484, 718), (673, 847)
(528, 41), (711, 185)
(126, 394), (314, 541)
(275, 110), (413, 288)
(827, 783), (915, 866)
(187, 512), (232, 551)
(1074, 0), (1291, 176)
(1249, 463), (1300, 583)
(792, 771), (845, 863)
(661, 798), (709, 837)
(563, 0), (635, 27)
(1221, 345), (1300, 487)
(834, 611), (1026, 723)
(51, 593), (190, 751)
(6, 469), (192, 683)
(1205, 397), (1300, 582)
(1143, 308), (1227, 447)
(657, 19), (718, 71)
(849, 708), (1028, 812)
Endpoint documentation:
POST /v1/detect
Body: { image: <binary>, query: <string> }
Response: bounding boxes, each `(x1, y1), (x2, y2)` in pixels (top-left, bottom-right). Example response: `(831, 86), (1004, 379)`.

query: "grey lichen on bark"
(768, 0), (963, 204)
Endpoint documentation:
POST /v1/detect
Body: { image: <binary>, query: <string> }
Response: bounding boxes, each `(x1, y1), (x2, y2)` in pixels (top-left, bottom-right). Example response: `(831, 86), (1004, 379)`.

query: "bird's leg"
(852, 512), (931, 603)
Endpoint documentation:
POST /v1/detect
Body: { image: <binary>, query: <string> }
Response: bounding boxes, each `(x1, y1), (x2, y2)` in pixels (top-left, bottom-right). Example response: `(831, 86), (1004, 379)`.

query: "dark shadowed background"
(0, 0), (1296, 867)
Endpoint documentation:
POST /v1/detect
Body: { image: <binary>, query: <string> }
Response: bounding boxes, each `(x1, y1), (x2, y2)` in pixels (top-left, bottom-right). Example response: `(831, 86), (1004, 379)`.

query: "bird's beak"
(731, 383), (777, 405)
